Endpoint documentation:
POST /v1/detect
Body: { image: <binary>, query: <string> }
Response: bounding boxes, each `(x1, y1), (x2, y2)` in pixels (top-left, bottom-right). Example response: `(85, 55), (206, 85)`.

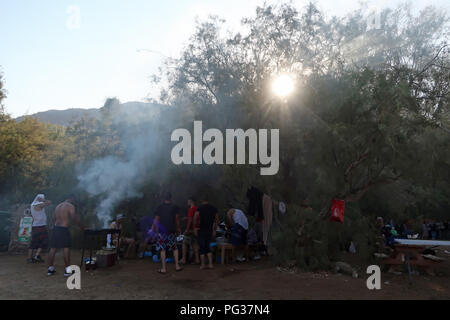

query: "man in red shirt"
(180, 197), (199, 264)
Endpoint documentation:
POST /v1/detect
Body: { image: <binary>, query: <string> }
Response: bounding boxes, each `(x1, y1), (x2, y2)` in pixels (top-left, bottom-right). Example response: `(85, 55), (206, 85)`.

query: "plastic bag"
(329, 199), (345, 223)
(18, 217), (33, 243)
(348, 241), (356, 253)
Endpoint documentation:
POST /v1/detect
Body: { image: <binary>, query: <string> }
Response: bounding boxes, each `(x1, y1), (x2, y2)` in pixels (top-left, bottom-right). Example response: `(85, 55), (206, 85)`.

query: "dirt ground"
(1, 250), (450, 300)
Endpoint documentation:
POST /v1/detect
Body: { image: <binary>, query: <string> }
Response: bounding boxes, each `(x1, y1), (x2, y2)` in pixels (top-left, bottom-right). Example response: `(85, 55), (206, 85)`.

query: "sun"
(272, 74), (295, 97)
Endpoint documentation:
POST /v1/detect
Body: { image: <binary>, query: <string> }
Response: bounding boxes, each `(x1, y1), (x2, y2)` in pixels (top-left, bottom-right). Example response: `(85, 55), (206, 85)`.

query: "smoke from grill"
(76, 99), (169, 227)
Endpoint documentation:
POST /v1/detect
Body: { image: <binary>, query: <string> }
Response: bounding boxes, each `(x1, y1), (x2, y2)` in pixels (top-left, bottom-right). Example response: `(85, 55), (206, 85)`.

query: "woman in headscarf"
(27, 194), (52, 263)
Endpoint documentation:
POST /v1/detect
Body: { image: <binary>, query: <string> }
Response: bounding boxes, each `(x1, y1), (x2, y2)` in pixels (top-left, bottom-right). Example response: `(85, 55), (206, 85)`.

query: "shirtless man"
(47, 196), (83, 277)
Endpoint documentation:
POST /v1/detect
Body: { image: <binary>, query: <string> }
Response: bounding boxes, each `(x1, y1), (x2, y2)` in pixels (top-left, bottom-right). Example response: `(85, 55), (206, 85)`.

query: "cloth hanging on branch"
(247, 187), (285, 246)
(278, 201), (286, 215)
(329, 199), (345, 223)
(262, 194), (273, 245)
(270, 198), (284, 230)
(246, 187), (264, 221)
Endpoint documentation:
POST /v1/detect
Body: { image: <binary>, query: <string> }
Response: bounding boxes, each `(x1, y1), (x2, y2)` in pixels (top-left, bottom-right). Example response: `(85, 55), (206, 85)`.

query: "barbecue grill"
(80, 229), (121, 268)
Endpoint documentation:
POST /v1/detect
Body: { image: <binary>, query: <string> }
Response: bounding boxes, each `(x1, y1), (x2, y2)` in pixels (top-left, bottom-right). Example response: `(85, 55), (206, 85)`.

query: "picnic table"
(383, 239), (450, 278)
(217, 242), (259, 264)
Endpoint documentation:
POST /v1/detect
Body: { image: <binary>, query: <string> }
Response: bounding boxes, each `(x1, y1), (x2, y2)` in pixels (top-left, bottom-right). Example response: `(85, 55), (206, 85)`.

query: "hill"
(15, 102), (159, 126)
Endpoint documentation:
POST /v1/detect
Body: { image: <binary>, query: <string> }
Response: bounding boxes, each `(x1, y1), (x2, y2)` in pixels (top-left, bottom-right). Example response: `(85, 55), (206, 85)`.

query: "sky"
(0, 0), (449, 118)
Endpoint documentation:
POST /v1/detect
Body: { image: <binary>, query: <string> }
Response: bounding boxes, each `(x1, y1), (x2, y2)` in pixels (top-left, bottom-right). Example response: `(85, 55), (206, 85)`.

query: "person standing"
(430, 222), (438, 240)
(180, 197), (199, 265)
(194, 196), (219, 270)
(47, 196), (83, 277)
(427, 221), (433, 239)
(422, 220), (429, 239)
(152, 192), (182, 274)
(27, 194), (51, 263)
(444, 220), (449, 240)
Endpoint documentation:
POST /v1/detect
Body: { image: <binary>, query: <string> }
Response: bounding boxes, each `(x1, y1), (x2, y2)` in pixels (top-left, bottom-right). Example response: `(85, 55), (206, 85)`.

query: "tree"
(149, 2), (449, 268)
(0, 72), (7, 122)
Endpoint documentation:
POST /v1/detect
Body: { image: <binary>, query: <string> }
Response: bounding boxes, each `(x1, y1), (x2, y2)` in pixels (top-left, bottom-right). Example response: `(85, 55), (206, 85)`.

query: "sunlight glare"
(272, 74), (295, 97)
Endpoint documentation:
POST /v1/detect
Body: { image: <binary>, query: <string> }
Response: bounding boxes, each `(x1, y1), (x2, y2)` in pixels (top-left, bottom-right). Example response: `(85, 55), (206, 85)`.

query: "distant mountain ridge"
(16, 108), (100, 126)
(15, 101), (158, 126)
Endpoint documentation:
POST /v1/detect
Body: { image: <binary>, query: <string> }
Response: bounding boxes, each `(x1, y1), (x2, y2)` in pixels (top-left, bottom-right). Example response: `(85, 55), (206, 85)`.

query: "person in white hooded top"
(227, 208), (249, 262)
(27, 194), (52, 263)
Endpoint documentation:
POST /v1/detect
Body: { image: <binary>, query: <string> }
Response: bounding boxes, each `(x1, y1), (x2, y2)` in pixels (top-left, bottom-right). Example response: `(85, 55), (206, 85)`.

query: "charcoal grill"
(80, 229), (121, 268)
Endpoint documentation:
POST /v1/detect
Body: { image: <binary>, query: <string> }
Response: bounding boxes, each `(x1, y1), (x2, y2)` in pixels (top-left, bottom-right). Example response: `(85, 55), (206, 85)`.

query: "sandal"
(157, 269), (167, 275)
(176, 267), (183, 272)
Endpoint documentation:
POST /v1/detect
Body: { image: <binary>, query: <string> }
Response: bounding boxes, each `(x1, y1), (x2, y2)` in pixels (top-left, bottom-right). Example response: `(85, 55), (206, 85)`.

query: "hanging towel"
(278, 202), (286, 214)
(262, 194), (273, 245)
(246, 187), (264, 221)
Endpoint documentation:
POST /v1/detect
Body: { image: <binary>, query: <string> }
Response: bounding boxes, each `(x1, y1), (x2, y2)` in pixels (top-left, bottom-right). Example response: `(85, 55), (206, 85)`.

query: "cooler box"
(96, 250), (116, 268)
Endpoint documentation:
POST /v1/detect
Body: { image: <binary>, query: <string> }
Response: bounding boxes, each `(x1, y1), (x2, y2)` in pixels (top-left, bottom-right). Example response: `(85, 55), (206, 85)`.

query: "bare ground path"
(1, 250), (449, 300)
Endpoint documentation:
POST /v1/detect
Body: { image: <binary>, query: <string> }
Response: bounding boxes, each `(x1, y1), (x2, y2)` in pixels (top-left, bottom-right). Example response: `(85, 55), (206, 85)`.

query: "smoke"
(75, 97), (225, 227)
(77, 100), (168, 227)
(78, 156), (142, 226)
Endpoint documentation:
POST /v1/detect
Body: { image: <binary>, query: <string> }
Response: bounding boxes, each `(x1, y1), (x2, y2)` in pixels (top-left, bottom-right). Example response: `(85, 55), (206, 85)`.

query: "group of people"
(26, 194), (82, 277)
(134, 192), (251, 274)
(150, 192), (221, 273)
(26, 191), (254, 277)
(376, 217), (450, 247)
(422, 220), (450, 240)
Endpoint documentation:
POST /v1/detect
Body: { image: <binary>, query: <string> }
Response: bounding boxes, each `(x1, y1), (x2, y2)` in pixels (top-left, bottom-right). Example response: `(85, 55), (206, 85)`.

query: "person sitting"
(110, 214), (136, 259)
(137, 215), (156, 259)
(246, 228), (260, 260)
(383, 225), (399, 248)
(226, 208), (249, 262)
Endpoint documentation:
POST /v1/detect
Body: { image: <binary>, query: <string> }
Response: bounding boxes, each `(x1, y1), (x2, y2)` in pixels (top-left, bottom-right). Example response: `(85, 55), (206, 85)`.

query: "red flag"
(329, 199), (345, 223)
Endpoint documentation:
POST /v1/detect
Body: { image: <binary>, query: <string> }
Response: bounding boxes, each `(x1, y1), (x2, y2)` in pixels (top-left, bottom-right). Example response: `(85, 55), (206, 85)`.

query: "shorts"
(29, 226), (49, 250)
(156, 233), (177, 252)
(120, 237), (135, 245)
(183, 233), (198, 246)
(49, 226), (72, 249)
(231, 223), (248, 246)
(197, 232), (212, 255)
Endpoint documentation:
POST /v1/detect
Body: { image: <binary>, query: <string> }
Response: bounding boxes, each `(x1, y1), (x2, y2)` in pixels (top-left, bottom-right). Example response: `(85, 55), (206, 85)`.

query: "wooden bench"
(382, 239), (449, 276)
(217, 243), (252, 264)
(218, 243), (233, 265)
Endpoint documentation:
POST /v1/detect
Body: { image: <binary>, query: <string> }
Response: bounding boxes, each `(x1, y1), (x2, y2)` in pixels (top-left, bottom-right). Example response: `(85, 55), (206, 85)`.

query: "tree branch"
(344, 174), (401, 203)
(344, 151), (369, 182)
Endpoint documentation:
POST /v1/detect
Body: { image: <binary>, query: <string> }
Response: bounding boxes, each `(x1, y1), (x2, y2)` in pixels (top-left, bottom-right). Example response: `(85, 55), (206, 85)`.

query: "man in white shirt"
(28, 194), (52, 263)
